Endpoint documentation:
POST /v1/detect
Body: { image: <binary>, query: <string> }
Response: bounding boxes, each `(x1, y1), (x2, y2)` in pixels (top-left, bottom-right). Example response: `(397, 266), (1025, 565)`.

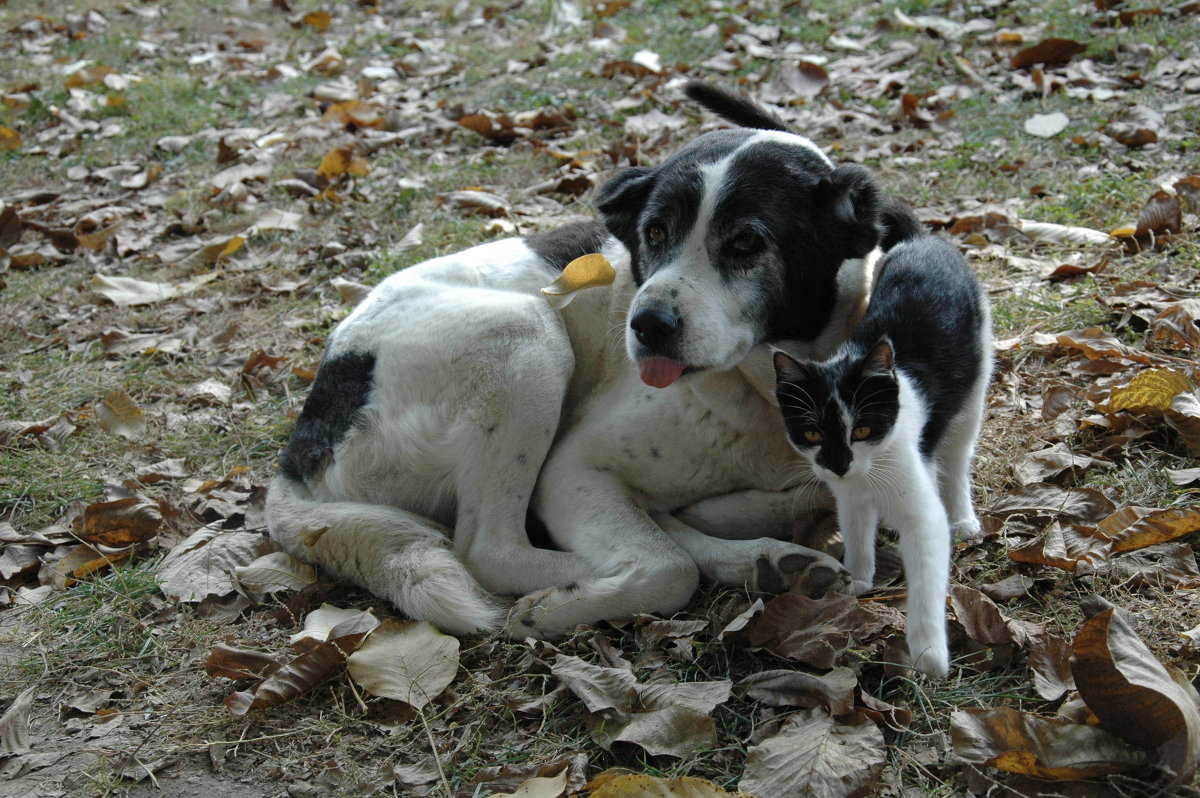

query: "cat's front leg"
(835, 492), (880, 596)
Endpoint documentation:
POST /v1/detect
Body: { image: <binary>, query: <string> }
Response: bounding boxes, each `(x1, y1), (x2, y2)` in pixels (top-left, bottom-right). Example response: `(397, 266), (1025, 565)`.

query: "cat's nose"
(819, 450), (850, 477)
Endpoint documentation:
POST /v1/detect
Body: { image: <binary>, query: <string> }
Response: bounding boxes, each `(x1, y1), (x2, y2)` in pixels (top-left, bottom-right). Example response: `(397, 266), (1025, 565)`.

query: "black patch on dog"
(526, 221), (609, 271)
(279, 351), (376, 482)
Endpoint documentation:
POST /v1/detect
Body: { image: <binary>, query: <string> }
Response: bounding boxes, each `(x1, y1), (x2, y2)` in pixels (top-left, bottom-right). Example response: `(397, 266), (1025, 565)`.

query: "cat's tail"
(266, 474), (505, 634)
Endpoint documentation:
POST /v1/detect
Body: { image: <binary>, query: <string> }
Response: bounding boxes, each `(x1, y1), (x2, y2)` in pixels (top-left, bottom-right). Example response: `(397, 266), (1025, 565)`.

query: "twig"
(418, 706), (452, 798)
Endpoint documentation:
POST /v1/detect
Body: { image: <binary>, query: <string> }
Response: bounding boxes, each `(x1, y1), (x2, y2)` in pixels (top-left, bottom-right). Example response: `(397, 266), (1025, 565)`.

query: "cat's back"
(856, 234), (986, 359)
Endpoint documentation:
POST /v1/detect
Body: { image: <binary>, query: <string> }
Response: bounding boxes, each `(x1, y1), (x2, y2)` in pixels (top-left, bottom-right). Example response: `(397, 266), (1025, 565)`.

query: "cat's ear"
(862, 338), (895, 378)
(773, 349), (813, 383)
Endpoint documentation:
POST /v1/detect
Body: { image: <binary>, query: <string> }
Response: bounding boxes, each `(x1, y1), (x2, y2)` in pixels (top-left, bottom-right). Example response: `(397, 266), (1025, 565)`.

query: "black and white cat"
(772, 234), (992, 677)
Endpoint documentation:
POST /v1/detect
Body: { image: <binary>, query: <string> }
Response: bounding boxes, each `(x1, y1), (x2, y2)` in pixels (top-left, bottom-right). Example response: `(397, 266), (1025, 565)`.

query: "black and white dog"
(266, 84), (925, 637)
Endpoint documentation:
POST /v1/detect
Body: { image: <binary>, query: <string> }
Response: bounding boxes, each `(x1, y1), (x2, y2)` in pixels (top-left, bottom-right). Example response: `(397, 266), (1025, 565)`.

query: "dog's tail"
(685, 81), (793, 133)
(266, 474), (505, 635)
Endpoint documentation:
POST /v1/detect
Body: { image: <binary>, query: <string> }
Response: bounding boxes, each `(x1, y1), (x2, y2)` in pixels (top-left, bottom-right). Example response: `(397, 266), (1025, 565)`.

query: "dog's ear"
(594, 167), (655, 246)
(815, 164), (883, 259)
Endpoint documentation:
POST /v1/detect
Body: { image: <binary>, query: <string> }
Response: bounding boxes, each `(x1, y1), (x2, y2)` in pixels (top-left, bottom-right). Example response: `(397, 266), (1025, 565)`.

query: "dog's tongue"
(638, 357), (686, 389)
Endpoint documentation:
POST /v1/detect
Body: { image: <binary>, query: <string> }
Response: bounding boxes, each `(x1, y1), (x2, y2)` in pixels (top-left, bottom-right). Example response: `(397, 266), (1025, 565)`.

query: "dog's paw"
(506, 584), (581, 640)
(753, 547), (849, 596)
(951, 516), (983, 542)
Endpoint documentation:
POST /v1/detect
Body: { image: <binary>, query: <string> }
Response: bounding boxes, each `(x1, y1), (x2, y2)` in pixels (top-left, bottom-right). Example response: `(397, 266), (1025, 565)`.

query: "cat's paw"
(847, 578), (874, 596)
(951, 516), (983, 542)
(911, 644), (950, 678)
(753, 548), (849, 596)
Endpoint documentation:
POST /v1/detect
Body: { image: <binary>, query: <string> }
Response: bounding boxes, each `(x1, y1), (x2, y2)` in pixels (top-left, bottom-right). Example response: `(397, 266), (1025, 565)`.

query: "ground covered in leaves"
(2, 0), (1199, 796)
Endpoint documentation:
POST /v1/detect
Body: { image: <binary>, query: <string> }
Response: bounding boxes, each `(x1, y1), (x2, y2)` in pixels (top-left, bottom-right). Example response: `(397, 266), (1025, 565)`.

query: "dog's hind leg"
(267, 474), (504, 634)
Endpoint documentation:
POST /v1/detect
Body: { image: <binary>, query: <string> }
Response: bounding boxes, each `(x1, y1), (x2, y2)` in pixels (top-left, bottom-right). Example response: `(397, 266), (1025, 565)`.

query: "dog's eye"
(852, 426), (872, 441)
(646, 224), (667, 245)
(803, 430), (823, 444)
(730, 231), (762, 253)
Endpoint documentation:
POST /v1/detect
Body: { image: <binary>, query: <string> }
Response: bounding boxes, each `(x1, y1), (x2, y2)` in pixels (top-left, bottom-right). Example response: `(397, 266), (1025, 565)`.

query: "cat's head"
(773, 338), (900, 481)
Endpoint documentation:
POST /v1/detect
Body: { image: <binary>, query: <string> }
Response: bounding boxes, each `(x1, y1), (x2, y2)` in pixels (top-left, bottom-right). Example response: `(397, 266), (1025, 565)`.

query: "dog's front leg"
(674, 485), (834, 541)
(652, 512), (847, 597)
(515, 462), (699, 638)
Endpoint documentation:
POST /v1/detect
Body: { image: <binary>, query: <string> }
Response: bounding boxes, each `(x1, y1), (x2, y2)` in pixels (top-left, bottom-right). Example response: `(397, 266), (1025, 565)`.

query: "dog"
(266, 83), (927, 637)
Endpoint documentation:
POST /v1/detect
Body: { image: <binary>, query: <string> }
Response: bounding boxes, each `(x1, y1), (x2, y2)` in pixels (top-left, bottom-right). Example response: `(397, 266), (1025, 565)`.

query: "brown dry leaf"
(156, 528), (265, 602)
(1071, 602), (1200, 779)
(290, 604), (379, 650)
(739, 709), (885, 798)
(458, 112), (519, 145)
(301, 10), (331, 31)
(78, 497), (162, 547)
(1136, 191), (1183, 237)
(1011, 38), (1087, 69)
(92, 271), (221, 307)
(95, 389), (146, 439)
(0, 126), (22, 152)
(745, 592), (858, 668)
(550, 655), (731, 758)
(436, 189), (511, 217)
(989, 483), (1116, 523)
(1028, 634), (1076, 701)
(317, 146), (369, 180)
(0, 687), (35, 757)
(1013, 443), (1098, 485)
(587, 772), (751, 798)
(321, 100), (383, 129)
(225, 642), (346, 715)
(1054, 327), (1154, 366)
(234, 551), (316, 597)
(950, 706), (1146, 779)
(205, 645), (284, 680)
(1165, 392), (1200, 454)
(50, 542), (133, 588)
(738, 667), (857, 715)
(1007, 520), (1110, 572)
(489, 767), (568, 798)
(1096, 505), (1200, 552)
(65, 64), (115, 88)
(949, 584), (1042, 649)
(346, 619), (460, 710)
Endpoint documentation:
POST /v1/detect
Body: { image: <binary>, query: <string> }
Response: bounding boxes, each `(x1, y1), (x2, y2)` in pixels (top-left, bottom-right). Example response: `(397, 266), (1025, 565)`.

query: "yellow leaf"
(1105, 368), (1192, 413)
(1098, 506), (1200, 552)
(541, 253), (615, 308)
(586, 772), (753, 797)
(302, 10), (331, 31)
(65, 64), (115, 89)
(317, 146), (368, 180)
(95, 389), (146, 439)
(0, 125), (21, 151)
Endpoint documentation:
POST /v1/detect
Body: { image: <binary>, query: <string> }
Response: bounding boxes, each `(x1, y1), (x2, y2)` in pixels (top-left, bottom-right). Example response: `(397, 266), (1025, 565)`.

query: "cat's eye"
(803, 430), (823, 444)
(852, 426), (872, 441)
(646, 224), (667, 245)
(730, 231), (762, 253)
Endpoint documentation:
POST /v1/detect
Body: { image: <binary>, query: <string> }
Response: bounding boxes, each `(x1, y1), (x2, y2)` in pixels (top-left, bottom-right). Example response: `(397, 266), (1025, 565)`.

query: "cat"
(772, 234), (992, 677)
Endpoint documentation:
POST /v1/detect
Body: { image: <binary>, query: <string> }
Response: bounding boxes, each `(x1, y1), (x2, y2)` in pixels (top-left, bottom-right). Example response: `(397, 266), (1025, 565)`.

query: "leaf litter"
(1, 0), (1199, 795)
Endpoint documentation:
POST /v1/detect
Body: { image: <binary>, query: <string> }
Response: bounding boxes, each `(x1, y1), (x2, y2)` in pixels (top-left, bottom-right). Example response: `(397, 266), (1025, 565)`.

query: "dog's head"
(595, 128), (884, 389)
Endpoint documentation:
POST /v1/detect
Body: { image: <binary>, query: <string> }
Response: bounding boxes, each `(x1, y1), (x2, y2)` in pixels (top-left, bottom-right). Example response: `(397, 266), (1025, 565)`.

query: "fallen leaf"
(92, 271), (221, 306)
(738, 667), (857, 715)
(290, 603), (379, 650)
(1028, 634), (1075, 701)
(156, 528), (265, 602)
(0, 125), (21, 151)
(1024, 112), (1069, 138)
(1011, 38), (1087, 69)
(951, 706), (1146, 779)
(95, 389), (146, 439)
(78, 497), (161, 547)
(317, 146), (369, 180)
(1071, 602), (1200, 779)
(234, 551), (316, 597)
(989, 483), (1116, 523)
(1017, 219), (1111, 245)
(205, 645), (284, 680)
(588, 772), (751, 798)
(0, 687), (35, 757)
(347, 619), (460, 709)
(1096, 505), (1200, 552)
(50, 542), (133, 588)
(1106, 368), (1192, 414)
(489, 766), (568, 798)
(739, 710), (885, 798)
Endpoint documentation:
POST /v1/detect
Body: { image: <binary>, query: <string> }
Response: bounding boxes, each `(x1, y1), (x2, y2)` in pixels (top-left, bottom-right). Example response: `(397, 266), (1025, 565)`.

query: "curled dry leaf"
(1096, 505), (1200, 553)
(290, 603), (378, 650)
(738, 667), (857, 715)
(234, 551), (316, 597)
(225, 642), (347, 716)
(1028, 633), (1075, 701)
(489, 766), (568, 798)
(78, 497), (161, 547)
(156, 528), (265, 602)
(1010, 37), (1087, 69)
(1070, 604), (1200, 779)
(739, 709), (885, 798)
(92, 271), (221, 307)
(745, 592), (859, 668)
(1017, 219), (1110, 246)
(50, 542), (134, 588)
(346, 619), (460, 710)
(0, 687), (35, 757)
(951, 706), (1146, 779)
(949, 584), (1042, 649)
(1007, 520), (1109, 572)
(1165, 392), (1200, 454)
(989, 482), (1116, 523)
(204, 644), (284, 680)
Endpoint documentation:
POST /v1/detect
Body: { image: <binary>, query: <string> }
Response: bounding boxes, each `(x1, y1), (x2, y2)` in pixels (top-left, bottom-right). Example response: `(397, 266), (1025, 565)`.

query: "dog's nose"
(630, 308), (681, 347)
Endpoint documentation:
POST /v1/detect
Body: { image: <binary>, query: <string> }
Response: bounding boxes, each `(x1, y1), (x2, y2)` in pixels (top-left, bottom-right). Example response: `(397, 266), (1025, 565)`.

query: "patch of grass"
(0, 446), (104, 529)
